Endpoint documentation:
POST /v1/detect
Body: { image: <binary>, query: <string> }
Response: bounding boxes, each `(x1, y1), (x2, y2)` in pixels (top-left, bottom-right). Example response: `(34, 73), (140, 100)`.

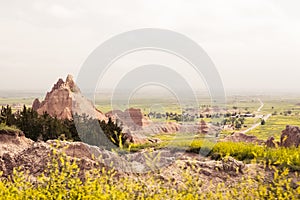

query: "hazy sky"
(1, 0), (300, 93)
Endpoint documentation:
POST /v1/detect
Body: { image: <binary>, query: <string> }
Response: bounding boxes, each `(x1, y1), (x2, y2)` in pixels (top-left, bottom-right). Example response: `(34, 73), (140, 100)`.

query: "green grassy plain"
(0, 97), (36, 106)
(247, 115), (300, 140)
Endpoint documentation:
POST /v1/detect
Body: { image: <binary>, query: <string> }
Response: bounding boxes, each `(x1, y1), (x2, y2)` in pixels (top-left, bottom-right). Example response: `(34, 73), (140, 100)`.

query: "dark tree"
(0, 105), (125, 148)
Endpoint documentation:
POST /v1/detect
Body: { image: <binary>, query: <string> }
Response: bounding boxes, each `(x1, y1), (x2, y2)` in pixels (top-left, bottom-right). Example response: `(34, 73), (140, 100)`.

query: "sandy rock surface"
(32, 75), (106, 121)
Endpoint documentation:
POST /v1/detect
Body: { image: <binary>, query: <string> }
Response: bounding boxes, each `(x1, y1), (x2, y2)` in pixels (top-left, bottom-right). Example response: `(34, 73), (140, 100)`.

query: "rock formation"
(0, 129), (33, 157)
(4, 126), (292, 195)
(0, 129), (33, 176)
(105, 108), (213, 137)
(0, 128), (260, 186)
(222, 132), (264, 144)
(32, 98), (41, 111)
(106, 108), (151, 130)
(199, 119), (209, 134)
(32, 75), (106, 121)
(280, 125), (300, 147)
(106, 109), (182, 143)
(265, 136), (279, 148)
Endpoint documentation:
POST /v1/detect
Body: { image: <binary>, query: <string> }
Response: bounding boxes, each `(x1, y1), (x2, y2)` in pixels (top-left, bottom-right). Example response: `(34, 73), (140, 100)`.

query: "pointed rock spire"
(31, 74), (105, 120)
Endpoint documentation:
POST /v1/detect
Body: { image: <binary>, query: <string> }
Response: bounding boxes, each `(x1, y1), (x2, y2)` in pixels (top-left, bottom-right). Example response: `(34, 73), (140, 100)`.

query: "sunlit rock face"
(32, 75), (106, 121)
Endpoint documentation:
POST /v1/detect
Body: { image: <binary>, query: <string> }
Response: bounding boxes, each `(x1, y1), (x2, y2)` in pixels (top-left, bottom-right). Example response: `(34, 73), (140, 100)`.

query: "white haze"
(0, 0), (300, 94)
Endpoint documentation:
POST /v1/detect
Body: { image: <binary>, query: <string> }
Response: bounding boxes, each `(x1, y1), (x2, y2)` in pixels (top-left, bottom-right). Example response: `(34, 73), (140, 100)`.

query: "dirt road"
(241, 99), (271, 134)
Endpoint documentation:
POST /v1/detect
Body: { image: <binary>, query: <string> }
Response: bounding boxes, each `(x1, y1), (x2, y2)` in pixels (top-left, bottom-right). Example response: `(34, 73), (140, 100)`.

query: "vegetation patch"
(0, 151), (300, 199)
(247, 115), (300, 140)
(0, 123), (20, 132)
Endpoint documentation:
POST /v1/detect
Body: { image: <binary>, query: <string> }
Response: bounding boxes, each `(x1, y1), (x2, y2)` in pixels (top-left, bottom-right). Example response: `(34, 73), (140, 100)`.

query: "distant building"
(239, 113), (255, 118)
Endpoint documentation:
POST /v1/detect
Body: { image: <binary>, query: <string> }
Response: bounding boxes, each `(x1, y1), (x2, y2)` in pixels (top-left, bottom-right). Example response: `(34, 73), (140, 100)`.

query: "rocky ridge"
(0, 128), (33, 157)
(0, 129), (264, 188)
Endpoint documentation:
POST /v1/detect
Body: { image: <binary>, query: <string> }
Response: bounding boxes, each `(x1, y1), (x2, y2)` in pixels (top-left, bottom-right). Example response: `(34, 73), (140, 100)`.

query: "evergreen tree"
(0, 105), (125, 147)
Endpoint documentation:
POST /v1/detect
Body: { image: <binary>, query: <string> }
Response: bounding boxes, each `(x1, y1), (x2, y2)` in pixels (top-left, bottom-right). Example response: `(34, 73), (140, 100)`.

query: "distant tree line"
(0, 105), (124, 148)
(147, 110), (253, 123)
